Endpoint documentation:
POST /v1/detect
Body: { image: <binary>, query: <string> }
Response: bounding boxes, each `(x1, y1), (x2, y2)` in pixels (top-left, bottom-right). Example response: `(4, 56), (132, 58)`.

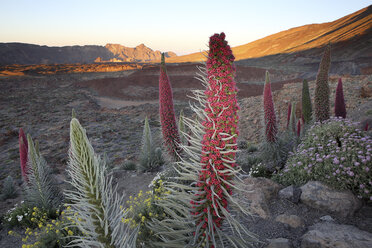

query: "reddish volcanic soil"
(77, 63), (301, 101)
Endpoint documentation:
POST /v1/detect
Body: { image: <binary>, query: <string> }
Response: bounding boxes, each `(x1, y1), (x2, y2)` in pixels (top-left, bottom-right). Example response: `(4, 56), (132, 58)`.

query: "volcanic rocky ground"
(0, 64), (371, 247)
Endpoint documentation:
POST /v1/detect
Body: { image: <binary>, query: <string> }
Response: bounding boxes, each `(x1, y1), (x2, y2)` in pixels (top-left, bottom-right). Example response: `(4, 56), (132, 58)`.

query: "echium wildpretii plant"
(263, 71), (277, 142)
(297, 119), (301, 137)
(65, 118), (138, 247)
(149, 33), (256, 248)
(19, 127), (28, 183)
(273, 117), (372, 201)
(302, 79), (312, 124)
(159, 53), (182, 160)
(138, 116), (157, 172)
(286, 102), (291, 129)
(334, 78), (346, 118)
(24, 134), (62, 212)
(314, 43), (331, 122)
(260, 77), (290, 171)
(289, 102), (297, 134)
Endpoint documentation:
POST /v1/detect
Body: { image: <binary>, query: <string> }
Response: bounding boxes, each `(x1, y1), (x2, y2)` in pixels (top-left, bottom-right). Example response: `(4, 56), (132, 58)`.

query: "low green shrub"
(273, 117), (372, 201)
(0, 175), (17, 200)
(259, 133), (295, 172)
(246, 142), (258, 153)
(365, 109), (372, 116)
(122, 160), (137, 171)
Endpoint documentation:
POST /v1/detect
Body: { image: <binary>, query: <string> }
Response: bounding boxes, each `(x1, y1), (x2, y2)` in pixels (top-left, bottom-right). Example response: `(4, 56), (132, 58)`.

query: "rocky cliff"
(105, 43), (176, 62)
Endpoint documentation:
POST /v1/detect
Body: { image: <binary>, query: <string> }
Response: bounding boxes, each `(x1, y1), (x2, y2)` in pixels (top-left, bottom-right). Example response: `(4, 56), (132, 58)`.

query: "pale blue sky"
(0, 0), (370, 55)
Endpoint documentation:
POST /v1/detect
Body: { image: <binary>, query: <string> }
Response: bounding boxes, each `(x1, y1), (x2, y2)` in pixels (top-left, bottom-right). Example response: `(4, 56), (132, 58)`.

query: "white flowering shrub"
(273, 117), (372, 201)
(3, 202), (57, 228)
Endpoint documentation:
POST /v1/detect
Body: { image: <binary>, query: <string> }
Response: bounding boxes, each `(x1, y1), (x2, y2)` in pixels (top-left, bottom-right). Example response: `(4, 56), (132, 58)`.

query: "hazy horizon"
(0, 0), (370, 55)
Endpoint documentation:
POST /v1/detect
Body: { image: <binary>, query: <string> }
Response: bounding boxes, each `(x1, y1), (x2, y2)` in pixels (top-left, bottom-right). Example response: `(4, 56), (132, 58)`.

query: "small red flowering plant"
(334, 78), (346, 118)
(263, 71), (277, 142)
(159, 53), (182, 160)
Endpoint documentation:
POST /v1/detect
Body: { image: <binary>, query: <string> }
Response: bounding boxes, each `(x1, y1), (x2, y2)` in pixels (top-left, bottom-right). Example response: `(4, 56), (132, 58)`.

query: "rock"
(241, 177), (282, 219)
(319, 215), (334, 222)
(361, 82), (372, 98)
(275, 214), (305, 228)
(301, 222), (372, 248)
(278, 185), (302, 203)
(266, 238), (292, 248)
(300, 181), (361, 217)
(278, 185), (294, 199)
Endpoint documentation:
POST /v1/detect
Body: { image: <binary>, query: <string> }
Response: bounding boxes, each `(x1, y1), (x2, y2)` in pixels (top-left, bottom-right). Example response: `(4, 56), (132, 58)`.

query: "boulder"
(300, 181), (361, 217)
(275, 214), (305, 228)
(266, 238), (292, 248)
(278, 185), (302, 203)
(301, 222), (372, 248)
(241, 177), (282, 219)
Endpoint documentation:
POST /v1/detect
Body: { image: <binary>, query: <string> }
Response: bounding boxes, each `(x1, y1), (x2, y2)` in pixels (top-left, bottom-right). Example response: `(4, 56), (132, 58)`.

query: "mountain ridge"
(166, 5), (372, 63)
(0, 42), (177, 65)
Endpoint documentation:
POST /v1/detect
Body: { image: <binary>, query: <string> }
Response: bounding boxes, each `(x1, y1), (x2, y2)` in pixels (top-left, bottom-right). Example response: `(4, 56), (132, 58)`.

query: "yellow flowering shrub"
(123, 179), (170, 244)
(22, 206), (81, 248)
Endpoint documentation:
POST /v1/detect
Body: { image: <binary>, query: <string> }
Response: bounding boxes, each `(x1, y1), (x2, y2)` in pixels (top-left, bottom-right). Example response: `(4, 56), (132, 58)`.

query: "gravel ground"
(0, 71), (371, 247)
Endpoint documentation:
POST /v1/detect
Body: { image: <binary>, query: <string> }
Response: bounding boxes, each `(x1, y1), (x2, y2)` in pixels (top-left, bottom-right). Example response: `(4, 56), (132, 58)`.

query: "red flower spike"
(19, 128), (28, 183)
(159, 53), (182, 159)
(191, 32), (239, 242)
(334, 78), (346, 118)
(286, 102), (291, 129)
(263, 71), (277, 142)
(297, 119), (301, 137)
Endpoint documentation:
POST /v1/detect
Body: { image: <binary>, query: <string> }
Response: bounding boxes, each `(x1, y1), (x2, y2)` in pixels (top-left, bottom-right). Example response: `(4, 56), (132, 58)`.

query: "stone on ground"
(241, 177), (282, 219)
(275, 214), (305, 228)
(266, 238), (292, 248)
(300, 181), (361, 217)
(278, 185), (302, 203)
(301, 222), (372, 248)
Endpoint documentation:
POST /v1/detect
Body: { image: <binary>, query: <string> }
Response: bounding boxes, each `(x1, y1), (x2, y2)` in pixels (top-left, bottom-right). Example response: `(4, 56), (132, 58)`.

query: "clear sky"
(0, 0), (370, 55)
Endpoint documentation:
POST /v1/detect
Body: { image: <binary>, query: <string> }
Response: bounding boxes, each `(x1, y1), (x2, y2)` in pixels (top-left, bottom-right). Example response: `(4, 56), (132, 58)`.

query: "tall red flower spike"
(263, 71), (277, 142)
(297, 119), (301, 137)
(334, 78), (346, 118)
(159, 53), (182, 159)
(191, 32), (240, 242)
(286, 102), (292, 129)
(365, 123), (369, 131)
(19, 128), (28, 182)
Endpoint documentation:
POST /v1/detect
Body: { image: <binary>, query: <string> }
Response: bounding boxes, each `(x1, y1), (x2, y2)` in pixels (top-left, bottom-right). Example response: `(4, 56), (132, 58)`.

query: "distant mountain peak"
(104, 43), (175, 62)
(136, 43), (146, 48)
